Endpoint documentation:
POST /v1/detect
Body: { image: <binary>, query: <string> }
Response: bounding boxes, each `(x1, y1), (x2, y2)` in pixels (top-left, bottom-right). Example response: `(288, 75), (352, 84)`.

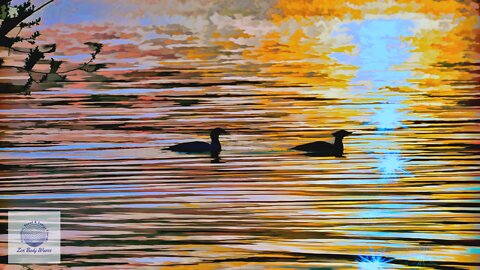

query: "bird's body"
(166, 141), (220, 153)
(165, 128), (227, 156)
(292, 141), (335, 153)
(292, 130), (352, 157)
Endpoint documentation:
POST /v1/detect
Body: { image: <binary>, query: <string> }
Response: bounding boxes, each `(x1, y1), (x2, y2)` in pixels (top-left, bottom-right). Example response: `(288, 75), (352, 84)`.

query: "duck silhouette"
(165, 128), (228, 156)
(292, 130), (353, 157)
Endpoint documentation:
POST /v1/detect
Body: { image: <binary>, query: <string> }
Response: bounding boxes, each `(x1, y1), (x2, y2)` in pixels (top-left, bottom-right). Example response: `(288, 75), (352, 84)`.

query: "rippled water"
(1, 21), (479, 269)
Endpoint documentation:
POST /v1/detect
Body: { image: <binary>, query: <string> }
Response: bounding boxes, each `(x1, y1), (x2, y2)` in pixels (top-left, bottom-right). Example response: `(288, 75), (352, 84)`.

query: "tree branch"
(32, 0), (54, 15)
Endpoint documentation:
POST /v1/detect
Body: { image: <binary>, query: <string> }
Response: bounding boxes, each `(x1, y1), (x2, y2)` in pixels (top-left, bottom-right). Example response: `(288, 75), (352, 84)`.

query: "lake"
(0, 6), (479, 269)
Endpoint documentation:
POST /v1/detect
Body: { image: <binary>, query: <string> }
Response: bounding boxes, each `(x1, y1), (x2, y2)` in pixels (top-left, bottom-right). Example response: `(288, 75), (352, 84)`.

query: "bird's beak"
(348, 131), (353, 135)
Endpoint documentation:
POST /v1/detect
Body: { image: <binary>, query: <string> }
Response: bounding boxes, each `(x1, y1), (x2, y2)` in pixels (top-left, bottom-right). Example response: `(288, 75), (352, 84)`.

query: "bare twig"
(8, 27), (23, 55)
(32, 0), (55, 14)
(58, 56), (95, 74)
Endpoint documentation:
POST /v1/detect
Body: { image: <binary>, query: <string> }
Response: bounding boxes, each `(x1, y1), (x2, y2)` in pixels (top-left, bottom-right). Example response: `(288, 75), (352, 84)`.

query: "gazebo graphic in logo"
(21, 221), (49, 247)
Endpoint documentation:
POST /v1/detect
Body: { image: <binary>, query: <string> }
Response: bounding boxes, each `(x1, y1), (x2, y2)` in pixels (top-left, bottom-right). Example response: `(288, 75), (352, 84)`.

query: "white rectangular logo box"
(8, 211), (61, 264)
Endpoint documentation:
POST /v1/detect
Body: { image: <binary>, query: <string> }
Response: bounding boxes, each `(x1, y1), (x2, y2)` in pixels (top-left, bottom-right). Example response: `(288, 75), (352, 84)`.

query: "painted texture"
(0, 0), (479, 269)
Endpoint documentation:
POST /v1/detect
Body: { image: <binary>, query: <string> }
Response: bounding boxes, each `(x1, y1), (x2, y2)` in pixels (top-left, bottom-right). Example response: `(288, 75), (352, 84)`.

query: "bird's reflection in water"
(211, 153), (222, 163)
(303, 152), (348, 158)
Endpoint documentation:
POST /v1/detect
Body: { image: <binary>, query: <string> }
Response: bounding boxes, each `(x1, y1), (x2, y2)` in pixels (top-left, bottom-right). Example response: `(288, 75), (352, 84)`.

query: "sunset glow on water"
(0, 0), (479, 269)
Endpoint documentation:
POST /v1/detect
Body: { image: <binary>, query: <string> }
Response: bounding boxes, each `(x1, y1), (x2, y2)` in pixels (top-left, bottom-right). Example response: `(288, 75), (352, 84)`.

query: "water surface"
(0, 7), (479, 270)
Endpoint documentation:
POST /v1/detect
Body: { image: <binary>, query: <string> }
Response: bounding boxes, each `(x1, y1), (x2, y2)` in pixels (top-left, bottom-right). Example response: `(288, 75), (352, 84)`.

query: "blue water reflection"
(331, 19), (414, 89)
(356, 250), (393, 270)
(331, 19), (414, 132)
(375, 151), (412, 181)
(331, 19), (415, 186)
(368, 100), (409, 132)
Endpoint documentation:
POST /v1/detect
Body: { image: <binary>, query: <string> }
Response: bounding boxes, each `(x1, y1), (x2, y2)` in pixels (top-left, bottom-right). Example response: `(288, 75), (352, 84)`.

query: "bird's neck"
(210, 135), (221, 152)
(334, 137), (344, 155)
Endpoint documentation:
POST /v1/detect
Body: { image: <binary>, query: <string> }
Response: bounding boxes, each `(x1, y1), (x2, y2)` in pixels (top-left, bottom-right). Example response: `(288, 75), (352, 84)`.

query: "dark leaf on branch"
(84, 42), (103, 54)
(40, 43), (56, 53)
(23, 76), (33, 95)
(48, 58), (62, 73)
(19, 17), (41, 28)
(26, 30), (40, 44)
(23, 46), (44, 71)
(0, 3), (8, 20)
(40, 73), (67, 83)
(14, 1), (34, 14)
(80, 63), (106, 73)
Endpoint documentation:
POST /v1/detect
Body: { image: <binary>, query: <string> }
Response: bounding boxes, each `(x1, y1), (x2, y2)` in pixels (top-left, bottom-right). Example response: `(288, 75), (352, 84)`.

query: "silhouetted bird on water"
(165, 128), (228, 157)
(292, 130), (353, 157)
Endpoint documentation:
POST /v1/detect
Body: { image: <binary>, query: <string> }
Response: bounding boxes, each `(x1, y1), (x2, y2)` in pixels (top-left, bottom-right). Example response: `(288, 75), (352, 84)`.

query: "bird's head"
(332, 130), (353, 138)
(210, 127), (229, 137)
